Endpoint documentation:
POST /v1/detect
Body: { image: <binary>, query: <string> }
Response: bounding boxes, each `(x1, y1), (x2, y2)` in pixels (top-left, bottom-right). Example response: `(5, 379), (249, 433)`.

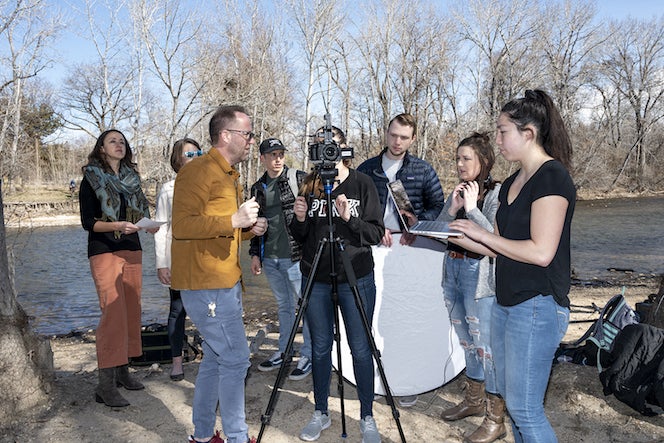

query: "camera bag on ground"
(567, 289), (640, 371)
(130, 323), (202, 366)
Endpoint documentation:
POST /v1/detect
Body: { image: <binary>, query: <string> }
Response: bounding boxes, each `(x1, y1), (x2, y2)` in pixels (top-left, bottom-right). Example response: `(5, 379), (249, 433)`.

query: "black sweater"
(289, 169), (384, 283)
(79, 176), (142, 258)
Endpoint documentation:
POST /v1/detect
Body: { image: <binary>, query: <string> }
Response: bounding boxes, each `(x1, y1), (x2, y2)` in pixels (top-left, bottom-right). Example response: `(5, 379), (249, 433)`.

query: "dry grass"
(2, 184), (73, 203)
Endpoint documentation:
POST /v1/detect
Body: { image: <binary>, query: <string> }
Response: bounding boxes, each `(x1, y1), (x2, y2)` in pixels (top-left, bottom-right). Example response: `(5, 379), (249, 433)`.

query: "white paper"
(135, 217), (166, 230)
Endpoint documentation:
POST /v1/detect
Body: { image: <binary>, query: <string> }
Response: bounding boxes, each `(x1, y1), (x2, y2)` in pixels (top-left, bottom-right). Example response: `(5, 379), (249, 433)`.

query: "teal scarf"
(84, 162), (150, 236)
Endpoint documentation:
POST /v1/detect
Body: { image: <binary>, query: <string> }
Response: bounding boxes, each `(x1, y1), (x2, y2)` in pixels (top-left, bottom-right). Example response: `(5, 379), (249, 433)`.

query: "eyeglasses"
(184, 150), (203, 158)
(225, 129), (255, 140)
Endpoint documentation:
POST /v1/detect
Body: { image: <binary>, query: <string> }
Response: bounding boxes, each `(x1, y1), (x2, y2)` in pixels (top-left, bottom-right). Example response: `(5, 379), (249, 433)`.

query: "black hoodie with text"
(289, 169), (384, 284)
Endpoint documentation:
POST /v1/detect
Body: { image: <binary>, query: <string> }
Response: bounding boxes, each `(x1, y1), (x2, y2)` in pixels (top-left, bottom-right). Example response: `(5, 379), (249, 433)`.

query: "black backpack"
(572, 289), (640, 372)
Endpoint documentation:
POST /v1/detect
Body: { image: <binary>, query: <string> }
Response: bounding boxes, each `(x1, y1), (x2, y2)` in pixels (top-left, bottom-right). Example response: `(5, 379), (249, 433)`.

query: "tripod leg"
(331, 286), (348, 439)
(257, 238), (327, 443)
(336, 238), (407, 443)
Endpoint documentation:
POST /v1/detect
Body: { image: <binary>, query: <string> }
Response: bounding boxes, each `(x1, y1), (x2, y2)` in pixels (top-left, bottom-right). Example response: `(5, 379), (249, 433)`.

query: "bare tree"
(387, 2), (453, 164)
(284, 0), (344, 171)
(452, 0), (539, 123)
(537, 0), (603, 123)
(595, 17), (664, 191)
(59, 62), (134, 137)
(0, 1), (58, 425)
(352, 0), (396, 143)
(3, 0), (664, 197)
(189, 0), (296, 190)
(130, 0), (207, 159)
(348, 0), (459, 177)
(0, 183), (54, 427)
(0, 0), (61, 190)
(58, 0), (136, 136)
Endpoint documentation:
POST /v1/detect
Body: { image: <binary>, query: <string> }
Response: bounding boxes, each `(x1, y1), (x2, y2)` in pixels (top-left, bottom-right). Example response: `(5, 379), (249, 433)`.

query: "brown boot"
(441, 377), (485, 421)
(116, 364), (145, 390)
(464, 393), (507, 443)
(95, 367), (130, 407)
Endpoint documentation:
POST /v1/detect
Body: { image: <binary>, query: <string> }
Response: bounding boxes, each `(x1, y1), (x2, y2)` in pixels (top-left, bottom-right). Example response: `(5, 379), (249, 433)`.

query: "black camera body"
(308, 140), (354, 163)
(308, 114), (354, 166)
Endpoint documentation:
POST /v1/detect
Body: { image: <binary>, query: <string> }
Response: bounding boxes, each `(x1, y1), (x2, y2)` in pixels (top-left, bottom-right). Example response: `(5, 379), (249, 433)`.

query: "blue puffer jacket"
(357, 148), (445, 220)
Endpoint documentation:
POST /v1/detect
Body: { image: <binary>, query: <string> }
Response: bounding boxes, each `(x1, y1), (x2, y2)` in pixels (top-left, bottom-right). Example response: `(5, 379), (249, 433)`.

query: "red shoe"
(188, 430), (225, 443)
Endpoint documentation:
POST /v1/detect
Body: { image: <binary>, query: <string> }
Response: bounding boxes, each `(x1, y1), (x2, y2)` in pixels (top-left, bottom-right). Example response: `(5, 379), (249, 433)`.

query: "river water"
(7, 196), (664, 336)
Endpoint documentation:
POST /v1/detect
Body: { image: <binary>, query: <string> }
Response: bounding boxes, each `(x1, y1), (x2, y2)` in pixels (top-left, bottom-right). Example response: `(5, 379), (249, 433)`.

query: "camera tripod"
(256, 168), (406, 442)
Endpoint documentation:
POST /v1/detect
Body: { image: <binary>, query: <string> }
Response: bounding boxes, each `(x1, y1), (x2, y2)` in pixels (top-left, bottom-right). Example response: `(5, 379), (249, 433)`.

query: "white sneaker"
(396, 394), (418, 407)
(360, 415), (381, 443)
(300, 410), (331, 441)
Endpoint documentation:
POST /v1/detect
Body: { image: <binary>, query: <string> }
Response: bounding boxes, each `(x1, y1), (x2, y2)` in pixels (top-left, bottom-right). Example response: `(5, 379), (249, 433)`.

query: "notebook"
(386, 181), (463, 239)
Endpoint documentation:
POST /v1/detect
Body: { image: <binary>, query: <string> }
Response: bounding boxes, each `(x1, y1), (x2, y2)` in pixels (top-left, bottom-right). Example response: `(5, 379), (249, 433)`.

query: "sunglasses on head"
(184, 150), (203, 158)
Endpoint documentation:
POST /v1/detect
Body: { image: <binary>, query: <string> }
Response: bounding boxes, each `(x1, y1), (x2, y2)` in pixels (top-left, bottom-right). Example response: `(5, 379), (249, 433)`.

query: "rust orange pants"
(89, 250), (143, 369)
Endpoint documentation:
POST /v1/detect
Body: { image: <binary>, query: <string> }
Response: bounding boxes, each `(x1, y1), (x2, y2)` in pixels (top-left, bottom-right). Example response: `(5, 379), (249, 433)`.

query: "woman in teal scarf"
(80, 129), (158, 407)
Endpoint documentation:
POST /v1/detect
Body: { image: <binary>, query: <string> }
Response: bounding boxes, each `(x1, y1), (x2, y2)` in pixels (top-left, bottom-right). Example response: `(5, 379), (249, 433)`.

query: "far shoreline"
(4, 191), (664, 229)
(4, 214), (80, 229)
(5, 190), (664, 229)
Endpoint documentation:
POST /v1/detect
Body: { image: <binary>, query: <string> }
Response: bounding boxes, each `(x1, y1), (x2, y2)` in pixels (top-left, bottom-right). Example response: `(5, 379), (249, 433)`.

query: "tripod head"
(316, 164), (338, 195)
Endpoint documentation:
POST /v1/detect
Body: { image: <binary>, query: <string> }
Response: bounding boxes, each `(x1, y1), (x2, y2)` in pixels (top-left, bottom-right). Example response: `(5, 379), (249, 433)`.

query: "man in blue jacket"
(357, 113), (445, 247)
(357, 113), (445, 408)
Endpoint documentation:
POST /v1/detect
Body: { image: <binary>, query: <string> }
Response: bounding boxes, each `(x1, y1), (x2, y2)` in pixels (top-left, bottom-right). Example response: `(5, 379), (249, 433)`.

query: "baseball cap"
(259, 138), (288, 154)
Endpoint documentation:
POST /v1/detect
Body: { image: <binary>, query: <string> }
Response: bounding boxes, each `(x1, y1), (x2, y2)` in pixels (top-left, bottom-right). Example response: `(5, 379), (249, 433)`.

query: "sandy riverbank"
(2, 194), (664, 442)
(2, 276), (663, 443)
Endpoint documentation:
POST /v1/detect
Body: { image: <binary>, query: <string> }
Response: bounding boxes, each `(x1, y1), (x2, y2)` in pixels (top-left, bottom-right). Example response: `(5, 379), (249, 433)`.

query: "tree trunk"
(0, 181), (53, 428)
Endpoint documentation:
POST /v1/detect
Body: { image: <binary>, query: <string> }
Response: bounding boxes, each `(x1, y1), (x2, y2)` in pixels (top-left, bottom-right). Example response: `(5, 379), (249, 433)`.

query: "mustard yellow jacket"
(170, 148), (253, 290)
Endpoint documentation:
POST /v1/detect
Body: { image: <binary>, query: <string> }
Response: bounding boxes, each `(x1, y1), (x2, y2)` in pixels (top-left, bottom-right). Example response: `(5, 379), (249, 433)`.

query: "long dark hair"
(82, 129), (136, 174)
(500, 89), (572, 171)
(457, 132), (499, 200)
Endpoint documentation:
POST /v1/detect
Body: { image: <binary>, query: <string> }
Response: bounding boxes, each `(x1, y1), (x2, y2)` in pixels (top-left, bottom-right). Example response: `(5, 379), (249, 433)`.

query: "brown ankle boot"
(116, 364), (145, 390)
(463, 393), (507, 443)
(440, 377), (485, 421)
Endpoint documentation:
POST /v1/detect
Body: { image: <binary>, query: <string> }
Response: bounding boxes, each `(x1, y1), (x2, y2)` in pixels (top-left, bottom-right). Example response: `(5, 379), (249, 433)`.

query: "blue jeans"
(304, 272), (376, 420)
(262, 258), (311, 359)
(181, 283), (251, 443)
(492, 295), (569, 443)
(443, 255), (497, 394)
(168, 288), (186, 357)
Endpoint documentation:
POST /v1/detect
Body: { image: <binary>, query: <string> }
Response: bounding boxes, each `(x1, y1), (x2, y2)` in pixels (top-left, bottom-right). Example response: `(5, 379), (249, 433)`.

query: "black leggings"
(168, 288), (187, 357)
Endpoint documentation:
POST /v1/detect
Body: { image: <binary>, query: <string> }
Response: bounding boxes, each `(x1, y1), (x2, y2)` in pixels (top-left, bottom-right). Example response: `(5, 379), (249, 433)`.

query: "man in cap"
(249, 137), (312, 380)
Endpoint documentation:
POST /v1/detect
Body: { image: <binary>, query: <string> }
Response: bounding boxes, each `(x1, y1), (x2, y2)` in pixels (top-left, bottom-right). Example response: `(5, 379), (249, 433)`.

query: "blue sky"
(48, 0), (663, 76)
(24, 0), (664, 95)
(597, 0), (662, 19)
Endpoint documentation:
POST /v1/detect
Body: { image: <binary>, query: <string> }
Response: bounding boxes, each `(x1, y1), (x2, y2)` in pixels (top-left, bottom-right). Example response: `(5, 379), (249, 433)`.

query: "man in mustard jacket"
(171, 105), (266, 443)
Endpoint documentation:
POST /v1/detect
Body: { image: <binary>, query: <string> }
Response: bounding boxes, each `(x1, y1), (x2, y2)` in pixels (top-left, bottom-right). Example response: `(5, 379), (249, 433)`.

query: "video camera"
(308, 114), (354, 167)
